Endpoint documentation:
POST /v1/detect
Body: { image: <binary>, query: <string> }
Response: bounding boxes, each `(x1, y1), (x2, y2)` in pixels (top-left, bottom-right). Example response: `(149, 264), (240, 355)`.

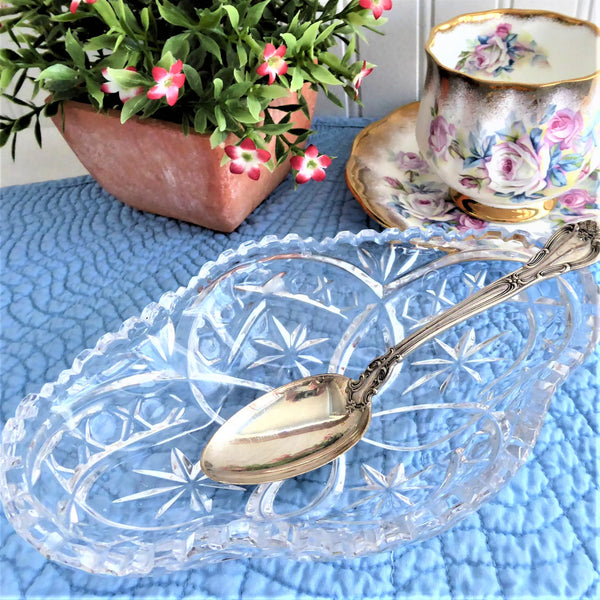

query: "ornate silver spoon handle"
(348, 220), (600, 408)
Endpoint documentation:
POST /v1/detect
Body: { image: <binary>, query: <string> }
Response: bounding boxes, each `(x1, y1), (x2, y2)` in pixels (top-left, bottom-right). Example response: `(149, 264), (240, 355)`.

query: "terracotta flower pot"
(51, 87), (317, 232)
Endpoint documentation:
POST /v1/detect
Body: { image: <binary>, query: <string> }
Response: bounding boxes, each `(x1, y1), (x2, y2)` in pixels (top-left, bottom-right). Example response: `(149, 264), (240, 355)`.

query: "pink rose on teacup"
(396, 151), (429, 173)
(456, 214), (488, 232)
(559, 188), (593, 211)
(495, 23), (512, 38)
(544, 109), (584, 150)
(466, 34), (511, 74)
(428, 115), (456, 159)
(399, 193), (455, 221)
(486, 135), (550, 196)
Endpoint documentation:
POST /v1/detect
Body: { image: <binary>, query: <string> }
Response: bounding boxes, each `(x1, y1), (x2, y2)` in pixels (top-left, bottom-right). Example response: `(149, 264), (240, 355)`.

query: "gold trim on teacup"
(450, 189), (558, 223)
(425, 9), (600, 89)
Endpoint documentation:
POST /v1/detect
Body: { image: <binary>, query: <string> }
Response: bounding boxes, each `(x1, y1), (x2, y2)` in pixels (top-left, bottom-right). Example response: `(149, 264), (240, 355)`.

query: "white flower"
(398, 193), (455, 222)
(486, 136), (550, 196)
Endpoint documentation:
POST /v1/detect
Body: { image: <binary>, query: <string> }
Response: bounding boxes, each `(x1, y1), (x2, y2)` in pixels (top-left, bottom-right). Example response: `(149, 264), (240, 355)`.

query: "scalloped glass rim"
(1, 226), (598, 575)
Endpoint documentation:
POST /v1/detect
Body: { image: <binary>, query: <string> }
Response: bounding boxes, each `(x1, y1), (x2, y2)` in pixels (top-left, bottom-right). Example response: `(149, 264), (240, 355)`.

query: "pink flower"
(578, 161), (592, 181)
(359, 0), (392, 20)
(428, 115), (456, 158)
(70, 0), (96, 13)
(395, 151), (428, 173)
(459, 176), (480, 189)
(352, 61), (374, 98)
(147, 60), (186, 107)
(399, 193), (454, 222)
(467, 36), (511, 74)
(486, 136), (550, 196)
(495, 23), (512, 38)
(256, 44), (288, 85)
(224, 139), (271, 181)
(290, 145), (332, 184)
(456, 214), (488, 232)
(559, 188), (593, 211)
(544, 109), (584, 150)
(101, 67), (143, 103)
(384, 176), (403, 189)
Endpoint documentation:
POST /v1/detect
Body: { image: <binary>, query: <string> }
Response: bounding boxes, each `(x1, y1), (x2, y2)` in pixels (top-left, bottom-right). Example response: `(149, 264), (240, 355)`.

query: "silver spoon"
(201, 220), (600, 485)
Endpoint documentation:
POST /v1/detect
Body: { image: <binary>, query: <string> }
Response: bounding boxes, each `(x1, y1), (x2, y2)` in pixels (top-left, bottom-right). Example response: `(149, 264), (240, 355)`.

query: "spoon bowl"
(202, 220), (600, 485)
(201, 374), (367, 484)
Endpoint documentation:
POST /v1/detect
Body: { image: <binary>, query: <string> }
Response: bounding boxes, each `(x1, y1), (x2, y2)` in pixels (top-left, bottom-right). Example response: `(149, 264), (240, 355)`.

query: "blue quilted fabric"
(1, 117), (598, 599)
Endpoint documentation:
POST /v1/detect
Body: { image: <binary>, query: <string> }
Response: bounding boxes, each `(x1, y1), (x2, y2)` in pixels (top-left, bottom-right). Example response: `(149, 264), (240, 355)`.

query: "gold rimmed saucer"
(345, 102), (599, 240)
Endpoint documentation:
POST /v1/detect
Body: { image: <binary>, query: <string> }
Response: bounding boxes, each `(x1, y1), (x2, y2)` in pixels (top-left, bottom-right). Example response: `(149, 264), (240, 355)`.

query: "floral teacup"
(416, 10), (600, 222)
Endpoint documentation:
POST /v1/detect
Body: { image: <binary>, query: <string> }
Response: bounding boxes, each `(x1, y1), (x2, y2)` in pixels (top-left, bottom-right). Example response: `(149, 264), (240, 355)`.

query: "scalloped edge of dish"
(1, 227), (598, 574)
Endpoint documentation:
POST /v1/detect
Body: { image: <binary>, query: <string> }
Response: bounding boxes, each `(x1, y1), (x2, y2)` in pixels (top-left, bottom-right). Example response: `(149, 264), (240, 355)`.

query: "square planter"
(51, 87), (316, 232)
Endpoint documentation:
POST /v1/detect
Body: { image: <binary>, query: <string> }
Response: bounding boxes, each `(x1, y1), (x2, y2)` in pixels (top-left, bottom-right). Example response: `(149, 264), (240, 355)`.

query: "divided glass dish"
(1, 228), (598, 575)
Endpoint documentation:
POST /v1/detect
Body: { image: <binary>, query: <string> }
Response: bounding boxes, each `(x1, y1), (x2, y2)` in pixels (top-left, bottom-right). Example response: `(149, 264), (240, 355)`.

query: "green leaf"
(247, 95), (262, 120)
(275, 136), (286, 161)
(236, 44), (247, 68)
(193, 110), (207, 133)
(254, 84), (290, 101)
(116, 0), (141, 34)
(85, 75), (104, 108)
(259, 122), (293, 136)
(297, 21), (321, 51)
(65, 30), (86, 69)
(121, 94), (149, 122)
(213, 77), (223, 99)
(91, 0), (120, 30)
(38, 64), (79, 82)
(156, 0), (196, 28)
(226, 105), (258, 124)
(162, 34), (190, 61)
(43, 102), (60, 118)
(156, 51), (175, 70)
(307, 63), (341, 86)
(105, 67), (148, 88)
(289, 67), (304, 93)
(222, 81), (253, 100)
(51, 12), (82, 22)
(214, 105), (226, 131)
(182, 65), (203, 95)
(342, 35), (357, 62)
(197, 33), (222, 62)
(245, 0), (271, 27)
(12, 113), (32, 132)
(223, 4), (239, 30)
(0, 66), (17, 90)
(280, 33), (297, 53)
(34, 116), (42, 148)
(315, 22), (338, 46)
(141, 7), (150, 31)
(209, 128), (228, 149)
(0, 125), (11, 148)
(84, 34), (117, 52)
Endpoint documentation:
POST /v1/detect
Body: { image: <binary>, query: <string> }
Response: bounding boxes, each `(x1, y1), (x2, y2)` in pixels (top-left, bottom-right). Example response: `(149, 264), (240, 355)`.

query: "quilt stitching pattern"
(0, 118), (598, 599)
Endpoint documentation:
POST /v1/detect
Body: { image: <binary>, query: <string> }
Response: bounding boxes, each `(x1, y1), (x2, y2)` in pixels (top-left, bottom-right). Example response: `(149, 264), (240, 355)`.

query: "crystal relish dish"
(1, 228), (598, 575)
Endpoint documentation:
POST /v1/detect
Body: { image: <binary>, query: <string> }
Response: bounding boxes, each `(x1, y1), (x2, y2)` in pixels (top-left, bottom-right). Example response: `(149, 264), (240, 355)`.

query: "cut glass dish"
(1, 228), (598, 575)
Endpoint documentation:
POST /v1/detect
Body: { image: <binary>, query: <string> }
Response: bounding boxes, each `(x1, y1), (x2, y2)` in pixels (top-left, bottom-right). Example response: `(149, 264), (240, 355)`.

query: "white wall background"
(2, 0), (599, 185)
